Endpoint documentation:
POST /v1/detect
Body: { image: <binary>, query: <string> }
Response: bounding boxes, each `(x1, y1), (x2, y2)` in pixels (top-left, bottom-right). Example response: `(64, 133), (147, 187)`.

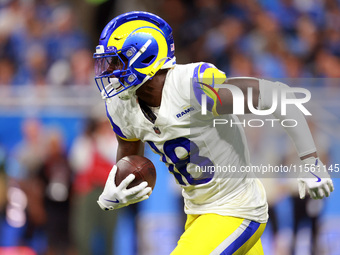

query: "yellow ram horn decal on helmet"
(133, 27), (168, 76)
(107, 20), (159, 49)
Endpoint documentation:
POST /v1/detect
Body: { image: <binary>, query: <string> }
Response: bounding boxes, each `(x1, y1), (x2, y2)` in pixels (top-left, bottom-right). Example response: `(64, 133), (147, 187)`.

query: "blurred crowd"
(0, 0), (340, 255)
(0, 0), (340, 88)
(161, 0), (340, 79)
(0, 115), (120, 255)
(0, 0), (94, 87)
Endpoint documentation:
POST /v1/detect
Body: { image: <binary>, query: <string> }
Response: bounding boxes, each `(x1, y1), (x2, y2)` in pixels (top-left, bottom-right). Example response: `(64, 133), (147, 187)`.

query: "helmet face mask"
(94, 11), (176, 99)
(94, 54), (126, 77)
(94, 49), (138, 99)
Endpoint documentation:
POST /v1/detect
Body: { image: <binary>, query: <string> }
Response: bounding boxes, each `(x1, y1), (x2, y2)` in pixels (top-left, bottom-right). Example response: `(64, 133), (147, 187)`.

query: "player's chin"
(135, 86), (144, 97)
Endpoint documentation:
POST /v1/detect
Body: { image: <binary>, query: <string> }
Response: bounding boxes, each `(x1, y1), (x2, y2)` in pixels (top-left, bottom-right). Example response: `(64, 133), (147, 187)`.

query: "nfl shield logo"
(153, 126), (161, 134)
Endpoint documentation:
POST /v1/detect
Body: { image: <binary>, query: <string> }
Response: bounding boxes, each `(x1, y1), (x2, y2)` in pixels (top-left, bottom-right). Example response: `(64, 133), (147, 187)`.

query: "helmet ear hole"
(141, 55), (156, 65)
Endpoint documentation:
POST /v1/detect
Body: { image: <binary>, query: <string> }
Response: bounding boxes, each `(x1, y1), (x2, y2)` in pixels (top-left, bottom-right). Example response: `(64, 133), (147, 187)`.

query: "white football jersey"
(105, 63), (268, 223)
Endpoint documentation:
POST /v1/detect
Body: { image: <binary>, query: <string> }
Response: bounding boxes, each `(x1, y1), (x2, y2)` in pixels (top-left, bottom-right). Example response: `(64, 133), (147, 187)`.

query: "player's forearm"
(258, 79), (316, 158)
(116, 135), (144, 161)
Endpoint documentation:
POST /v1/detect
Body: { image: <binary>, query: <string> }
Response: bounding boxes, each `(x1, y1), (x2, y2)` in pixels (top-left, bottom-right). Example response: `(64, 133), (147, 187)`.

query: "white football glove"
(298, 157), (334, 199)
(97, 165), (152, 211)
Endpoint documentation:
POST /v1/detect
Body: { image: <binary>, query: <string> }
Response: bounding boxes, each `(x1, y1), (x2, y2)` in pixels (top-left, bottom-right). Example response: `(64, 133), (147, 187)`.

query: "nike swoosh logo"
(114, 36), (125, 41)
(104, 198), (119, 203)
(311, 159), (321, 182)
(310, 172), (321, 182)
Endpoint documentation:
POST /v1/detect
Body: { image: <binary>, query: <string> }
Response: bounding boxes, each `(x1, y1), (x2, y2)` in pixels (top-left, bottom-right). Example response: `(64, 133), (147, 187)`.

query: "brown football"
(115, 155), (156, 190)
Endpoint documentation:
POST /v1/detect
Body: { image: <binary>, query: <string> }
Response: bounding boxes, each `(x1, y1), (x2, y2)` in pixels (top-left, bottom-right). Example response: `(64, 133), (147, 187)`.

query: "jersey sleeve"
(105, 101), (140, 142)
(191, 63), (227, 116)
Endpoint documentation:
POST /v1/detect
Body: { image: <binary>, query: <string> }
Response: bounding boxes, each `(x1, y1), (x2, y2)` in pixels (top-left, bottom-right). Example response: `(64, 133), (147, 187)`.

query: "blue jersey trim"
(105, 103), (127, 139)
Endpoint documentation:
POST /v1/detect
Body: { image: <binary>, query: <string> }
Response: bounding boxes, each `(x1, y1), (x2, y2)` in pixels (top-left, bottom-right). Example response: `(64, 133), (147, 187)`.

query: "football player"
(93, 11), (334, 254)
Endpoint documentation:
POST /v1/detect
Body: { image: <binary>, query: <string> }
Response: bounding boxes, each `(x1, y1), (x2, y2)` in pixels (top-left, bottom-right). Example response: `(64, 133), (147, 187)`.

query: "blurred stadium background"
(0, 0), (340, 254)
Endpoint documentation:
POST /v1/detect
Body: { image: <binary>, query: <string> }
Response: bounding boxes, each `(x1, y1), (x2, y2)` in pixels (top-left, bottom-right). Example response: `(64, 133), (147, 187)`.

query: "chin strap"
(118, 81), (145, 100)
(161, 56), (176, 69)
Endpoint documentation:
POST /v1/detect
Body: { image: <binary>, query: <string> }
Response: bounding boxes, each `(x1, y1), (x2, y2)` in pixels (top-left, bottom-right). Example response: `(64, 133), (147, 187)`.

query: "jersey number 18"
(147, 137), (214, 186)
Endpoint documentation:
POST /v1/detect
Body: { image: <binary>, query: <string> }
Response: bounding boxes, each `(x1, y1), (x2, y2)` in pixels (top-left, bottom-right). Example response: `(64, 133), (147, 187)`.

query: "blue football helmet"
(93, 11), (176, 100)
